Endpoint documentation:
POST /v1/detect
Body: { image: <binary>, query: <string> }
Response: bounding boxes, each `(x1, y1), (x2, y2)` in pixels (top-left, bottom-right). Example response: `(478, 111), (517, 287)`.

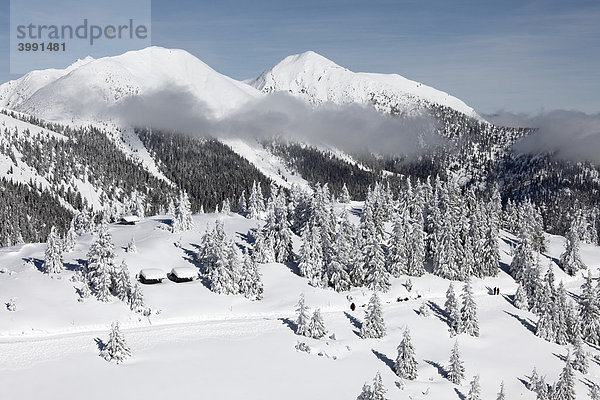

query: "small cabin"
(138, 268), (165, 284)
(120, 215), (141, 225)
(169, 267), (198, 283)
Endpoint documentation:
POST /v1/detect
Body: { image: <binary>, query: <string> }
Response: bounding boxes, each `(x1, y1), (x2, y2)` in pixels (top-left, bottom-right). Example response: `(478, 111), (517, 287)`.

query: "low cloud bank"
(111, 85), (443, 158)
(485, 110), (600, 163)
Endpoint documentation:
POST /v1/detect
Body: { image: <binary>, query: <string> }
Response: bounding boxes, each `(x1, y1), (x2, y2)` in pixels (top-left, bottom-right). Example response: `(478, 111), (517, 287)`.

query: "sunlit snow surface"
(0, 206), (598, 400)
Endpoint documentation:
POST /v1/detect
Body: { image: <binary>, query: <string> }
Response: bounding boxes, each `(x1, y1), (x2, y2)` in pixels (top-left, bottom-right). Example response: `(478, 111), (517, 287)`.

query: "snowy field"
(1, 210), (599, 400)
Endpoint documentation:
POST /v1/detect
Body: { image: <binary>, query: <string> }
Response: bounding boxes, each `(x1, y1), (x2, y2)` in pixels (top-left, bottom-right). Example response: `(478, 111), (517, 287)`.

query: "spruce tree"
(172, 191), (194, 232)
(363, 236), (390, 293)
(572, 332), (589, 374)
(394, 328), (418, 380)
(298, 225), (324, 286)
(236, 191), (247, 214)
(496, 381), (506, 400)
(86, 224), (116, 302)
(360, 292), (386, 339)
(553, 352), (576, 400)
(407, 215), (426, 276)
(209, 241), (238, 295)
(100, 321), (131, 364)
(126, 237), (137, 253)
(419, 302), (431, 317)
(536, 301), (556, 343)
(560, 219), (586, 276)
(308, 309), (328, 339)
(510, 226), (534, 282)
(529, 367), (540, 391)
(63, 218), (77, 252)
(589, 384), (600, 400)
(447, 341), (465, 385)
(128, 281), (144, 313)
(579, 271), (600, 345)
(326, 258), (351, 292)
(445, 283), (462, 336)
(461, 278), (479, 337)
(295, 294), (310, 336)
(239, 252), (263, 300)
(371, 371), (388, 400)
(339, 183), (351, 203)
(514, 283), (529, 310)
(43, 226), (63, 274)
(356, 383), (372, 400)
(467, 375), (481, 400)
(113, 260), (132, 301)
(386, 212), (409, 277)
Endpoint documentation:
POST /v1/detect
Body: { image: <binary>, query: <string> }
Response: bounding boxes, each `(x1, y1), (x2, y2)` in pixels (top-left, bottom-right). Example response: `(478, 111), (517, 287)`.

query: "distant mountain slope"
(4, 47), (262, 123)
(0, 57), (94, 109)
(246, 51), (483, 121)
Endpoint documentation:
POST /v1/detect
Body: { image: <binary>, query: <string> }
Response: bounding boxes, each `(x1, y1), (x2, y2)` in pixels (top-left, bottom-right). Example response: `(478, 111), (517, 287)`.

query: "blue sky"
(1, 0), (598, 114)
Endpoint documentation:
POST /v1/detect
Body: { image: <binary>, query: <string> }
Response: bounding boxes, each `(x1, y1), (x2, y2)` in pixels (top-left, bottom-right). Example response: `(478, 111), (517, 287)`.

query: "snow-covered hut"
(169, 267), (198, 283)
(138, 268), (165, 284)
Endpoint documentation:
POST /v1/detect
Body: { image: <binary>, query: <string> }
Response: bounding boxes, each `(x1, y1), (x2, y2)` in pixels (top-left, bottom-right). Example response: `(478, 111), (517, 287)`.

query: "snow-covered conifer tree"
(63, 218), (77, 252)
(43, 226), (63, 274)
(419, 302), (430, 317)
(579, 271), (600, 345)
(360, 292), (386, 339)
(209, 241), (239, 295)
(252, 228), (276, 264)
(445, 283), (462, 336)
(572, 332), (589, 374)
(467, 375), (481, 400)
(514, 283), (529, 310)
(238, 251), (263, 300)
(100, 322), (131, 364)
(394, 328), (418, 380)
(560, 219), (586, 276)
(433, 217), (459, 280)
(308, 308), (328, 339)
(510, 226), (534, 282)
(356, 383), (372, 400)
(237, 191), (247, 214)
(363, 236), (390, 293)
(496, 381), (506, 400)
(386, 212), (409, 277)
(295, 294), (310, 336)
(461, 278), (479, 337)
(589, 384), (600, 400)
(128, 281), (144, 313)
(447, 341), (465, 385)
(407, 214), (426, 277)
(247, 181), (265, 219)
(553, 352), (576, 400)
(125, 237), (137, 253)
(113, 260), (132, 301)
(339, 183), (351, 203)
(536, 301), (556, 342)
(86, 224), (116, 301)
(326, 258), (351, 292)
(172, 192), (194, 232)
(528, 367), (540, 392)
(221, 198), (231, 214)
(298, 225), (324, 286)
(370, 371), (388, 400)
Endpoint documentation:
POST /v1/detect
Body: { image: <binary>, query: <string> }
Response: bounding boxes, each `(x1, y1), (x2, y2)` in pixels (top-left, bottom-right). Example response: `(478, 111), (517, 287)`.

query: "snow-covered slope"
(0, 210), (598, 399)
(0, 57), (94, 109)
(8, 47), (261, 123)
(247, 51), (483, 120)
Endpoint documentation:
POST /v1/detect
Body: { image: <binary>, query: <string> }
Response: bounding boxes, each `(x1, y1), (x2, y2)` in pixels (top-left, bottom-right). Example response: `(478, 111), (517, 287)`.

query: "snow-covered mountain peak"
(247, 51), (483, 121)
(1, 46), (262, 123)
